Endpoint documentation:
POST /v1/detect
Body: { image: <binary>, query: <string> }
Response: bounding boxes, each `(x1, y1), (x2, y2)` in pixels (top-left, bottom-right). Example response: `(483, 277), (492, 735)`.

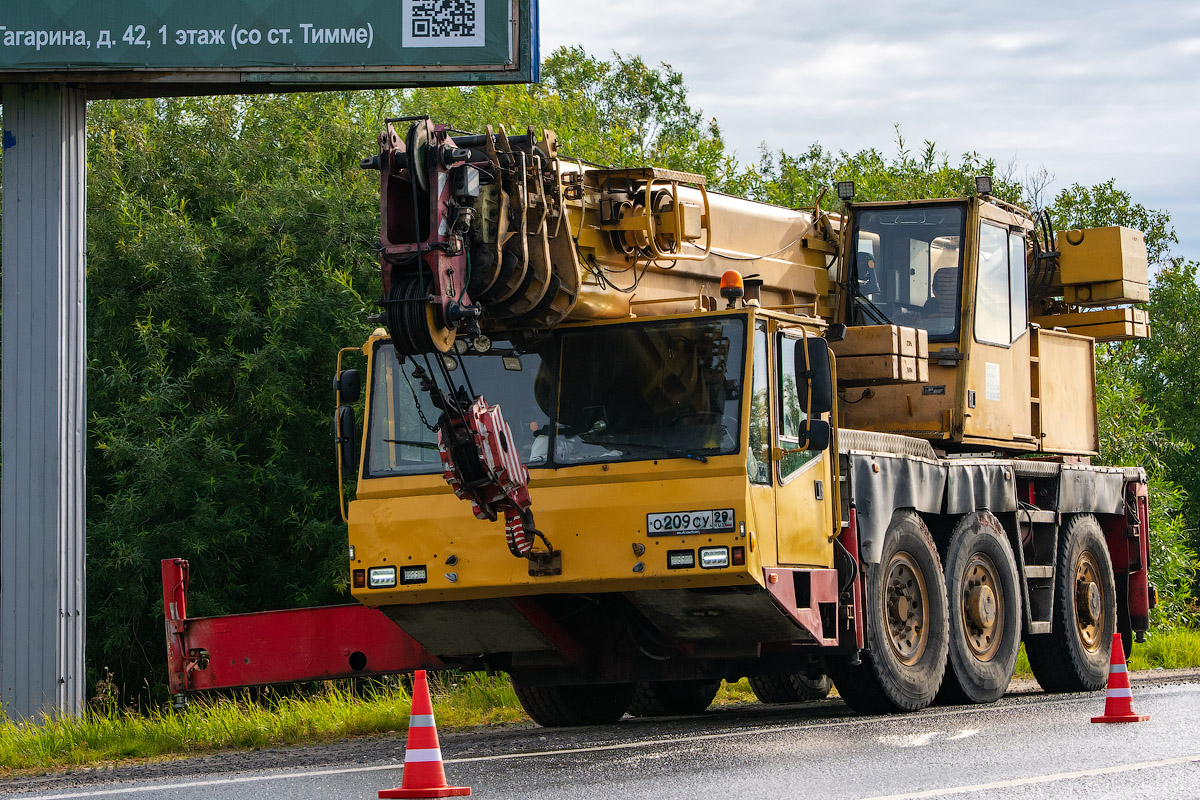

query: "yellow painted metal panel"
(774, 455), (836, 566)
(1056, 226), (1148, 286)
(349, 460), (761, 605)
(1031, 307), (1148, 328)
(1064, 279), (1149, 305)
(836, 363), (957, 438)
(837, 354), (927, 385)
(1033, 329), (1098, 454)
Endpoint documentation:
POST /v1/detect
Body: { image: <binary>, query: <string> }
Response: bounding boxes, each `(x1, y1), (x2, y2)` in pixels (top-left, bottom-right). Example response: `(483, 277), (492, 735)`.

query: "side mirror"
(336, 369), (362, 403)
(803, 419), (831, 452)
(336, 405), (359, 474)
(795, 337), (833, 415)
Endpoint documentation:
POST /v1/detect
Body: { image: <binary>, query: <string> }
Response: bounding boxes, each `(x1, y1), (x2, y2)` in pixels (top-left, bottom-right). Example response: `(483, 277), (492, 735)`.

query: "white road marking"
(878, 732), (942, 747)
(946, 729), (978, 741)
(856, 753), (1200, 799)
(14, 691), (1189, 800)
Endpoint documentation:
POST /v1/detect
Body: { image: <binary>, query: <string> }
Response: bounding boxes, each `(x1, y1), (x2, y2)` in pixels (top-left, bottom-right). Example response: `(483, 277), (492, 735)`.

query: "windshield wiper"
(855, 293), (893, 325)
(385, 438), (439, 450)
(585, 439), (710, 463)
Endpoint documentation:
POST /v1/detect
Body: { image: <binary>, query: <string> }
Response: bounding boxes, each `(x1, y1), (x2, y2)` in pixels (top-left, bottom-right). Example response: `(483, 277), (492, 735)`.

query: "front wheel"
(1025, 514), (1115, 692)
(511, 678), (634, 727)
(828, 510), (949, 713)
(628, 679), (721, 717)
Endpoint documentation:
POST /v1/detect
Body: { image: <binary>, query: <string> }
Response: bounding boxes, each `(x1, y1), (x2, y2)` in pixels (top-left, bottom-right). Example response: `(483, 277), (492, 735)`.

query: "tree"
(396, 46), (731, 182)
(84, 93), (384, 698)
(1050, 182), (1198, 623)
(725, 127), (1022, 211)
(1050, 179), (1177, 264)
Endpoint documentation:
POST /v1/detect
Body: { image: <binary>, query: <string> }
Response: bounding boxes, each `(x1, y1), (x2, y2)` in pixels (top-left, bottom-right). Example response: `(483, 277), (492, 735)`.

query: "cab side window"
(776, 333), (819, 480)
(747, 323), (771, 485)
(975, 221), (1030, 346)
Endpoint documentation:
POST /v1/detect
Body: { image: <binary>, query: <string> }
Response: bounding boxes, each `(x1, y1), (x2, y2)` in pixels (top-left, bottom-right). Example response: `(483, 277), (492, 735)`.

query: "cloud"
(540, 0), (1200, 255)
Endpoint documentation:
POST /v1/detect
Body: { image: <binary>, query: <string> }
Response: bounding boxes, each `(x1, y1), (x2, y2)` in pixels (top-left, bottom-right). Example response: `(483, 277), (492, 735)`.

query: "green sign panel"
(0, 0), (536, 94)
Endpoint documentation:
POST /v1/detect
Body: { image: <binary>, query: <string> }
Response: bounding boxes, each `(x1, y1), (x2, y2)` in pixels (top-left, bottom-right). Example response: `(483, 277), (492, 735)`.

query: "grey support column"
(0, 84), (87, 720)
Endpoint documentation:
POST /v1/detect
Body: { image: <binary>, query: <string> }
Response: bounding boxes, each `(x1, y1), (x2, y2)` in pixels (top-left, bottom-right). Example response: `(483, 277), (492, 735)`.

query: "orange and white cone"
(379, 671), (472, 798)
(1091, 632), (1149, 723)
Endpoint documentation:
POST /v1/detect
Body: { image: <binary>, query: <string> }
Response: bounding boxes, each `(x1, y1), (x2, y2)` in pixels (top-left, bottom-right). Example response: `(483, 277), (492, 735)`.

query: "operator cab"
(847, 198), (1031, 352)
(848, 202), (965, 342)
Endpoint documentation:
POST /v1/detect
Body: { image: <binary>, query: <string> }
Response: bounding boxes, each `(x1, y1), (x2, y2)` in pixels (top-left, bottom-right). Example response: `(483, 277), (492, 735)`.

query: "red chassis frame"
(161, 558), (441, 697)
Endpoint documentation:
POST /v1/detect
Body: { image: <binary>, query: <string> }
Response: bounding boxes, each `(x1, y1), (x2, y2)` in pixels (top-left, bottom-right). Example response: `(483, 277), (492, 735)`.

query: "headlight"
(699, 547), (730, 569)
(368, 566), (397, 588)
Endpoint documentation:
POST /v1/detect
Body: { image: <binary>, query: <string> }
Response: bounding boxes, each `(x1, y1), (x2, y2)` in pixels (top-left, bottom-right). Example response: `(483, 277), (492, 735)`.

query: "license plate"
(647, 509), (736, 536)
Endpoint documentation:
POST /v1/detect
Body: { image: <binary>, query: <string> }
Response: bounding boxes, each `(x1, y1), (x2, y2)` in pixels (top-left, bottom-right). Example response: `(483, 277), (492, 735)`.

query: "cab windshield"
(850, 204), (965, 341)
(365, 316), (747, 476)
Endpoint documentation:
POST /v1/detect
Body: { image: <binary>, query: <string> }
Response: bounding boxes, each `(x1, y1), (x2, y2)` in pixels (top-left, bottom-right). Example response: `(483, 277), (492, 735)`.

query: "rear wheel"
(748, 661), (832, 704)
(936, 512), (1021, 704)
(628, 679), (721, 717)
(511, 679), (634, 727)
(828, 510), (948, 714)
(1025, 514), (1115, 692)
(748, 674), (799, 704)
(790, 664), (833, 702)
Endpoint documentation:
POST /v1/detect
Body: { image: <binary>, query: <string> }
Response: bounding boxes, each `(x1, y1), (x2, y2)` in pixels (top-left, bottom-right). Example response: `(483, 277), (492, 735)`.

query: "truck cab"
(836, 197), (1100, 455)
(348, 308), (843, 684)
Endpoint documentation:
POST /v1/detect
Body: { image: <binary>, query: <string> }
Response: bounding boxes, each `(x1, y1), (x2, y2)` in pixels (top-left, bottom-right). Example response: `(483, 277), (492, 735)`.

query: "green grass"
(0, 673), (523, 777)
(3, 630), (1198, 777)
(1013, 627), (1200, 677)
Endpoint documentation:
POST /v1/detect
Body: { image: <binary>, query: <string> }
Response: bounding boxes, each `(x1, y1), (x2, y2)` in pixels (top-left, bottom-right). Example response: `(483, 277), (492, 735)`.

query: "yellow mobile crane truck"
(164, 116), (1155, 724)
(321, 117), (1155, 724)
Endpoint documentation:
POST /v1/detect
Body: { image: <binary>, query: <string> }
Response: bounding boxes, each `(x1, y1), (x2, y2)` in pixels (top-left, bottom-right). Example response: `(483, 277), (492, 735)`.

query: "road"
(4, 674), (1200, 800)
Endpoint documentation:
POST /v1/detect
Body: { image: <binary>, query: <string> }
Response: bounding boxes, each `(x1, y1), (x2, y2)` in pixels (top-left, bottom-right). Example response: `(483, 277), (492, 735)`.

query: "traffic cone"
(1091, 633), (1149, 723)
(379, 670), (472, 798)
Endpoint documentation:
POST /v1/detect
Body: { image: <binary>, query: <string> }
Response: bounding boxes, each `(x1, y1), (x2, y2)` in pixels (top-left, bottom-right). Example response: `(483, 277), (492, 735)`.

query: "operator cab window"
(747, 322), (771, 484)
(851, 204), (965, 342)
(974, 220), (1029, 347)
(365, 342), (550, 477)
(775, 332), (820, 480)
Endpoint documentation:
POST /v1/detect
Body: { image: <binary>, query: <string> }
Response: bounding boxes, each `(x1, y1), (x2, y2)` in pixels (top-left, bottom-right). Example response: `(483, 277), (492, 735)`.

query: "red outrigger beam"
(161, 558), (441, 699)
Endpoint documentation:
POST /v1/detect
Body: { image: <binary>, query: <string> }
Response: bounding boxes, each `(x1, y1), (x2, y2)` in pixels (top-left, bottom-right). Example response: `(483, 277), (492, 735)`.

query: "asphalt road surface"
(5, 673), (1200, 800)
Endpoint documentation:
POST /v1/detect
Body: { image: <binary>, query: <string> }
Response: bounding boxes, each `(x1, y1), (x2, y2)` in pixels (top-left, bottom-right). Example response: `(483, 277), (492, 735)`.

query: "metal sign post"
(0, 0), (538, 720)
(0, 83), (88, 720)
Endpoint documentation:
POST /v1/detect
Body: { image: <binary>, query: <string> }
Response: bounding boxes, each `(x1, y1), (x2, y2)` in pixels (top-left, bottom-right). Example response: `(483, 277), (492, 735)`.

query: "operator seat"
(856, 252), (880, 295)
(930, 268), (959, 317)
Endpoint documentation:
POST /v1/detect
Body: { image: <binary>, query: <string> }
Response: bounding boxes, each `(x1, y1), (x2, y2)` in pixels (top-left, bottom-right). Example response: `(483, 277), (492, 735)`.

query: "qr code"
(403, 0), (485, 48)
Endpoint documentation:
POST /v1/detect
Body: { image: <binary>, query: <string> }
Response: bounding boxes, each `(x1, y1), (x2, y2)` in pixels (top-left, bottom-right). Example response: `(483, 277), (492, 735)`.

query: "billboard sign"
(0, 0), (538, 96)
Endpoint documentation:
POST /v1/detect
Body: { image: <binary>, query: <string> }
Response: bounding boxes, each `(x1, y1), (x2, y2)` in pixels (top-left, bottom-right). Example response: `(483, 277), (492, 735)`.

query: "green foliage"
(1126, 259), (1200, 503)
(1096, 346), (1197, 624)
(1053, 182), (1199, 625)
(1050, 178), (1178, 264)
(85, 93), (384, 698)
(397, 45), (730, 181)
(725, 127), (1021, 211)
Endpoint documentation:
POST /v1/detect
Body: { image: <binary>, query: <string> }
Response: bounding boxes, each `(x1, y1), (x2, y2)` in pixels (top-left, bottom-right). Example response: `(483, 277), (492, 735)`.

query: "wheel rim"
(883, 551), (929, 665)
(1073, 550), (1105, 653)
(959, 552), (1004, 661)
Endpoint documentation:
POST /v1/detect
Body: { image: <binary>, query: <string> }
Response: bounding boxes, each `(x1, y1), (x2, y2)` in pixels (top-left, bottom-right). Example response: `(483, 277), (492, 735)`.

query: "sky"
(540, 0), (1200, 259)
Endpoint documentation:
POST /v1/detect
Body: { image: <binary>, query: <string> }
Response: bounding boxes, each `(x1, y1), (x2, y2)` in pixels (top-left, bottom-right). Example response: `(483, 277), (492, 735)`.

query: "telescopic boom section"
(363, 117), (838, 357)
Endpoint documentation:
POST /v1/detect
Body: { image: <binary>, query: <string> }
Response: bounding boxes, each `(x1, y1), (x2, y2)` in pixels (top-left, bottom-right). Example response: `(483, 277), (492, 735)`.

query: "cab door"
(745, 320), (778, 564)
(773, 325), (835, 567)
(962, 218), (1033, 446)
